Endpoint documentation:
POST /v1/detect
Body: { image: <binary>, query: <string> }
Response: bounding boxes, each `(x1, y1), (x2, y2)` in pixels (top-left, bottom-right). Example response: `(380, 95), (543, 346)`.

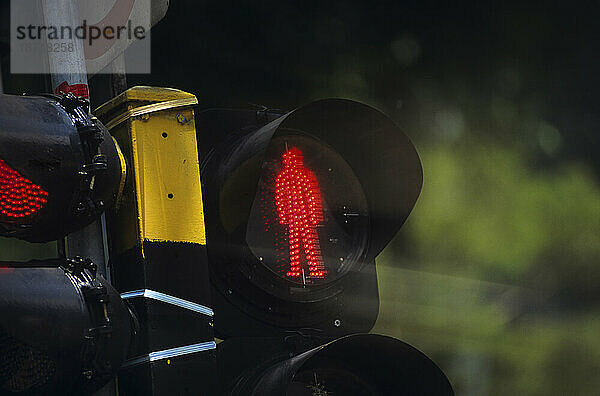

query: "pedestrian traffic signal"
(198, 98), (423, 337)
(197, 98), (452, 395)
(0, 93), (124, 242)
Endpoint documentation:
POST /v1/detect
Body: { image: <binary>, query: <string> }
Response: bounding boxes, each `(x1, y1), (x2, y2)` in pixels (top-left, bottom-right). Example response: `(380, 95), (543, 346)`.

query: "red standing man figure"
(275, 147), (327, 279)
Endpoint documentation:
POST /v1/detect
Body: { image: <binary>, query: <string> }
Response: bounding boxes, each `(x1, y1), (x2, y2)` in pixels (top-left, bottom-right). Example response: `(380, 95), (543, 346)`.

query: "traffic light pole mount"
(41, 0), (109, 278)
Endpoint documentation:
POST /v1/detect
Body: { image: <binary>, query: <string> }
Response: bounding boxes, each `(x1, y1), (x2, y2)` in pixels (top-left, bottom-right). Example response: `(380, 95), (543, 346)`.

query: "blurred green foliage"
(374, 142), (600, 395)
(411, 144), (600, 287)
(0, 237), (56, 262)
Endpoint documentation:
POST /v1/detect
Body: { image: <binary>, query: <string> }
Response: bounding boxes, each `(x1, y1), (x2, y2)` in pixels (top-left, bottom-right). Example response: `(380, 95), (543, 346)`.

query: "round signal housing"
(200, 99), (422, 334)
(0, 94), (123, 242)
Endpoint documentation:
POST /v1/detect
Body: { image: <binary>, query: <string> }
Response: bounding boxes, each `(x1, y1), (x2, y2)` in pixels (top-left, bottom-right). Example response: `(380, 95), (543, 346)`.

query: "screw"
(83, 370), (93, 380)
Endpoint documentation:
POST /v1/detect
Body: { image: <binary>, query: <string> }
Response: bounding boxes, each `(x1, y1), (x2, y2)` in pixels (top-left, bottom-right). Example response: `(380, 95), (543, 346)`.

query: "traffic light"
(198, 99), (422, 336)
(0, 88), (453, 394)
(0, 92), (132, 394)
(197, 99), (453, 394)
(0, 93), (124, 242)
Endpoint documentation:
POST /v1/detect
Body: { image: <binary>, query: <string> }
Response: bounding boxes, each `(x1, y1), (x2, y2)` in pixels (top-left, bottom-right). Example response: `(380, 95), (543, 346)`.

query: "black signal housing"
(0, 258), (132, 394)
(198, 99), (422, 338)
(0, 93), (123, 242)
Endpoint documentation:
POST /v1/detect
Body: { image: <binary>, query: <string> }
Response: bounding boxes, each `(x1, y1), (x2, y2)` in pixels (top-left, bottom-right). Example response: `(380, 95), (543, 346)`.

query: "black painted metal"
(110, 241), (216, 395)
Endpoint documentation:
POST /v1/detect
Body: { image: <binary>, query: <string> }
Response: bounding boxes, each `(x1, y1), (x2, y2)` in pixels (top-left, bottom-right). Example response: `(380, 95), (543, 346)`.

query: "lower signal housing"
(218, 334), (453, 395)
(0, 258), (132, 394)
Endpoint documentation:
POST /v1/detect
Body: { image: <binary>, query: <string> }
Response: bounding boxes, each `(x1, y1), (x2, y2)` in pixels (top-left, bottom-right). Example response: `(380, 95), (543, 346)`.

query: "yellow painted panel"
(131, 108), (206, 244)
(97, 87), (206, 247)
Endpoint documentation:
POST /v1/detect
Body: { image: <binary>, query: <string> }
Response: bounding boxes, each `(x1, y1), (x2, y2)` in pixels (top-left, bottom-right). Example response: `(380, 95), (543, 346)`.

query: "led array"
(0, 159), (48, 219)
(275, 147), (327, 279)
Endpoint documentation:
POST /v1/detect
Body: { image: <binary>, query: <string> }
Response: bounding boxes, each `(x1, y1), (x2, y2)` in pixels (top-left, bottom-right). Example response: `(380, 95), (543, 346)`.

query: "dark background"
(2, 1), (599, 394)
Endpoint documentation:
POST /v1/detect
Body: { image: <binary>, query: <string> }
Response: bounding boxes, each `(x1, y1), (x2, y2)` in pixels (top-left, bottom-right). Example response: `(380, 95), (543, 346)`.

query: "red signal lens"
(0, 159), (48, 219)
(275, 147), (327, 279)
(246, 134), (370, 294)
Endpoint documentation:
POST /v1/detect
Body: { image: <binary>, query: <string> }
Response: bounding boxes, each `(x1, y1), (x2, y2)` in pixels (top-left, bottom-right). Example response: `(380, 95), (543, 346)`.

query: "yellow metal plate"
(97, 87), (206, 247)
(131, 107), (206, 244)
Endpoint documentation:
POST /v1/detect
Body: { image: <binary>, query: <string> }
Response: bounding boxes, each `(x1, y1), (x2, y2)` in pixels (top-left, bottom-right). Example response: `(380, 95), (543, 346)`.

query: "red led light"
(0, 159), (48, 220)
(275, 147), (326, 279)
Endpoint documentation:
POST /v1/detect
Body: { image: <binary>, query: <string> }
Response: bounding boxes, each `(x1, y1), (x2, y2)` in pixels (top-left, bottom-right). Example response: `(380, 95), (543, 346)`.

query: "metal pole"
(40, 0), (109, 278)
(110, 53), (128, 97)
(41, 0), (88, 98)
